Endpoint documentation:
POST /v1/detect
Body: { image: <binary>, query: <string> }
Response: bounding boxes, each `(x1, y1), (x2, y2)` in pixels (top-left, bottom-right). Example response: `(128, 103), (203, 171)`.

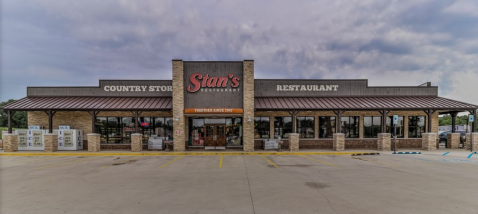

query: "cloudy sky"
(1, 0), (478, 105)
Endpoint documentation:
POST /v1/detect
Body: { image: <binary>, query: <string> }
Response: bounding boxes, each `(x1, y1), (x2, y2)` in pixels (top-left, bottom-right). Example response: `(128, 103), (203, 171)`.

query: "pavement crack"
(243, 156), (256, 214)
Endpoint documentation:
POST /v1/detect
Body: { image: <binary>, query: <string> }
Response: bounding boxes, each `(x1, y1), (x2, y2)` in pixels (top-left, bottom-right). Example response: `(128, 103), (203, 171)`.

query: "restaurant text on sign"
(276, 85), (339, 92)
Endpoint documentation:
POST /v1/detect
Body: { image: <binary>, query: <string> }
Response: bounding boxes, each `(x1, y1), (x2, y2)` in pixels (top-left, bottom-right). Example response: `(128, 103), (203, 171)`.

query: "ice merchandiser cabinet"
(57, 129), (83, 150)
(14, 129), (47, 150)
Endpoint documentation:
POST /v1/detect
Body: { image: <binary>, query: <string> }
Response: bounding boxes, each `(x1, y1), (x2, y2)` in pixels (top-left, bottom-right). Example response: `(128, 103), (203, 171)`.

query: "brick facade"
(242, 60), (255, 152)
(172, 60), (186, 152)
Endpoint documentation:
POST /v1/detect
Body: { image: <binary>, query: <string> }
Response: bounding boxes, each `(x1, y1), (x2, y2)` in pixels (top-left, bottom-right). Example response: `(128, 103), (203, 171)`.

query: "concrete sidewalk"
(0, 148), (473, 156)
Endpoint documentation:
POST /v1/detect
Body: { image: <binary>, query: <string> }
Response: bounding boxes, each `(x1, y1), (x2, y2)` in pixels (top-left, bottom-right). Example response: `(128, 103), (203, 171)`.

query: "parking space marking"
(99, 156), (143, 169)
(35, 156), (102, 170)
(260, 155), (278, 168)
(442, 152), (450, 156)
(219, 155), (223, 168)
(158, 155), (184, 170)
(352, 157), (399, 167)
(300, 155), (339, 167)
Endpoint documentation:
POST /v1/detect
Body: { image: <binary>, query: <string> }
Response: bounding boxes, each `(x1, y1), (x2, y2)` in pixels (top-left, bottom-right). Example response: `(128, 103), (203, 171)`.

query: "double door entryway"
(204, 124), (226, 149)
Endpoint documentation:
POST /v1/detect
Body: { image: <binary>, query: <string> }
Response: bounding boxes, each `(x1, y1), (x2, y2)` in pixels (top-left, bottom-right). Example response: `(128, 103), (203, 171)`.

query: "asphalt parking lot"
(1, 151), (478, 214)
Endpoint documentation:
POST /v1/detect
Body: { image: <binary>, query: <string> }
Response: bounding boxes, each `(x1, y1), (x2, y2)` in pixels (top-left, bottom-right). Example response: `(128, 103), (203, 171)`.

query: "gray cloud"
(1, 0), (478, 105)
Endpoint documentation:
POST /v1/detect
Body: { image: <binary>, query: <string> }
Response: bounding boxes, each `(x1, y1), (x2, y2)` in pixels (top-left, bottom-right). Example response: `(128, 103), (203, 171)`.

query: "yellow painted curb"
(0, 152), (371, 156)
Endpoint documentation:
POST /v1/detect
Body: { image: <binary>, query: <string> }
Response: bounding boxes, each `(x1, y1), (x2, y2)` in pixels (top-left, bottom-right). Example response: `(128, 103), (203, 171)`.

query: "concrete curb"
(393, 152), (422, 154)
(351, 153), (380, 156)
(0, 152), (373, 156)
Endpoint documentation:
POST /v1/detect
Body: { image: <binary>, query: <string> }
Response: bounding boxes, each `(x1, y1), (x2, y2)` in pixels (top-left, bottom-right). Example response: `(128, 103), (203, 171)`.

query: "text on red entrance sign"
(184, 108), (244, 114)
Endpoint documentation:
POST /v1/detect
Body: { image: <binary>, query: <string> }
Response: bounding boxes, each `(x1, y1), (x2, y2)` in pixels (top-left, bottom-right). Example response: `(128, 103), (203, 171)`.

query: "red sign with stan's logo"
(187, 73), (240, 93)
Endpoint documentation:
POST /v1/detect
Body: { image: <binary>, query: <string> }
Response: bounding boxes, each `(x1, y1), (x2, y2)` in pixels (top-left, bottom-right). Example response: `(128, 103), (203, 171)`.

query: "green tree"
(439, 114), (478, 132)
(0, 99), (27, 128)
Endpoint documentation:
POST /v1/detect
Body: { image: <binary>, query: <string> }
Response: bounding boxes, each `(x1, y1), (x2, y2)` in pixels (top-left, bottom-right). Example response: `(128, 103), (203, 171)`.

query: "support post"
(288, 110), (299, 133)
(48, 110), (53, 133)
(7, 110), (12, 134)
(333, 110), (344, 133)
(379, 110), (390, 133)
(135, 110), (139, 133)
(89, 111), (96, 133)
(450, 112), (458, 133)
(471, 109), (476, 133)
(423, 109), (436, 133)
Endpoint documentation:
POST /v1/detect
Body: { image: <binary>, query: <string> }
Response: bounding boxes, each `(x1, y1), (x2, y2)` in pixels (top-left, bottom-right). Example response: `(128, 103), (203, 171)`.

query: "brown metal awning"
(2, 97), (172, 111)
(254, 97), (478, 111)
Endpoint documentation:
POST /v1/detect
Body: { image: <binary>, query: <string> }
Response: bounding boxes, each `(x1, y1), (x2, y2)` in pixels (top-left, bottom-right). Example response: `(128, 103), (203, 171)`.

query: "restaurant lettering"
(276, 85), (339, 92)
(187, 73), (240, 93)
(104, 85), (172, 92)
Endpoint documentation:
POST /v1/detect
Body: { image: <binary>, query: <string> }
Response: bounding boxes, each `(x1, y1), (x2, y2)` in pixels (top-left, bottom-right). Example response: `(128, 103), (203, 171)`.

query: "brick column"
(377, 133), (391, 151)
(422, 133), (437, 151)
(131, 134), (143, 152)
(333, 133), (345, 151)
(289, 133), (299, 151)
(447, 133), (460, 149)
(466, 133), (478, 152)
(243, 60), (255, 152)
(3, 134), (18, 152)
(44, 133), (58, 152)
(87, 133), (101, 152)
(172, 60), (185, 152)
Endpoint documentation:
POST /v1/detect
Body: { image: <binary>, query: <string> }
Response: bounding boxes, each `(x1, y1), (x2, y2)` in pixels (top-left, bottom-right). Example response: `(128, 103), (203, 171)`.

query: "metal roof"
(2, 97), (172, 111)
(254, 97), (478, 111)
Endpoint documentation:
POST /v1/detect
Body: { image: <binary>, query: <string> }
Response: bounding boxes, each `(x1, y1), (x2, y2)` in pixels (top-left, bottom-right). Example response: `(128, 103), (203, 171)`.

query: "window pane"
(190, 118), (204, 146)
(371, 117), (381, 138)
(108, 117), (122, 143)
(319, 116), (335, 138)
(140, 117), (151, 143)
(297, 117), (315, 138)
(95, 117), (107, 143)
(364, 117), (372, 138)
(408, 116), (425, 138)
(154, 117), (165, 137)
(226, 117), (242, 146)
(122, 117), (134, 144)
(165, 117), (173, 140)
(386, 116), (404, 138)
(254, 117), (269, 139)
(274, 117), (291, 139)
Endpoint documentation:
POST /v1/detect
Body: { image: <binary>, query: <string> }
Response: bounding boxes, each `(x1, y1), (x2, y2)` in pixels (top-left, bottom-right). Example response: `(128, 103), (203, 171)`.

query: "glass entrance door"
(204, 124), (226, 149)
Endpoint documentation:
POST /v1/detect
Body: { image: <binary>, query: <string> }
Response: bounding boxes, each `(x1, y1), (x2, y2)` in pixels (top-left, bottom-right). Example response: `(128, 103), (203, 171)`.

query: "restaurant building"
(3, 60), (478, 152)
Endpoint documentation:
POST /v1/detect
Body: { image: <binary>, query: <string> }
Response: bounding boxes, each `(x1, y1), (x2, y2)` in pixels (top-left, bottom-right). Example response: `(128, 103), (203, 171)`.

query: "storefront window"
(364, 116), (381, 138)
(154, 117), (165, 137)
(107, 117), (122, 143)
(94, 116), (174, 144)
(341, 116), (359, 138)
(139, 117), (151, 143)
(409, 116), (425, 138)
(165, 117), (173, 140)
(189, 118), (205, 146)
(386, 116), (404, 138)
(122, 117), (135, 144)
(95, 117), (107, 143)
(297, 117), (314, 138)
(226, 118), (242, 146)
(319, 116), (335, 138)
(254, 117), (270, 138)
(274, 117), (292, 139)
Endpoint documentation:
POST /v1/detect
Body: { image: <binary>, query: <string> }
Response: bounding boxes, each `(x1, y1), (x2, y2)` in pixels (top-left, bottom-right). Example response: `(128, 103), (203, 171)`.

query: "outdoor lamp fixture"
(247, 116), (251, 122)
(175, 116), (180, 121)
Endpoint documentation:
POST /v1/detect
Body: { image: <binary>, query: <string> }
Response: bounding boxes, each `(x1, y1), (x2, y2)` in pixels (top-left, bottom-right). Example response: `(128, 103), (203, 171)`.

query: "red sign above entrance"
(187, 73), (240, 93)
(184, 108), (244, 114)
